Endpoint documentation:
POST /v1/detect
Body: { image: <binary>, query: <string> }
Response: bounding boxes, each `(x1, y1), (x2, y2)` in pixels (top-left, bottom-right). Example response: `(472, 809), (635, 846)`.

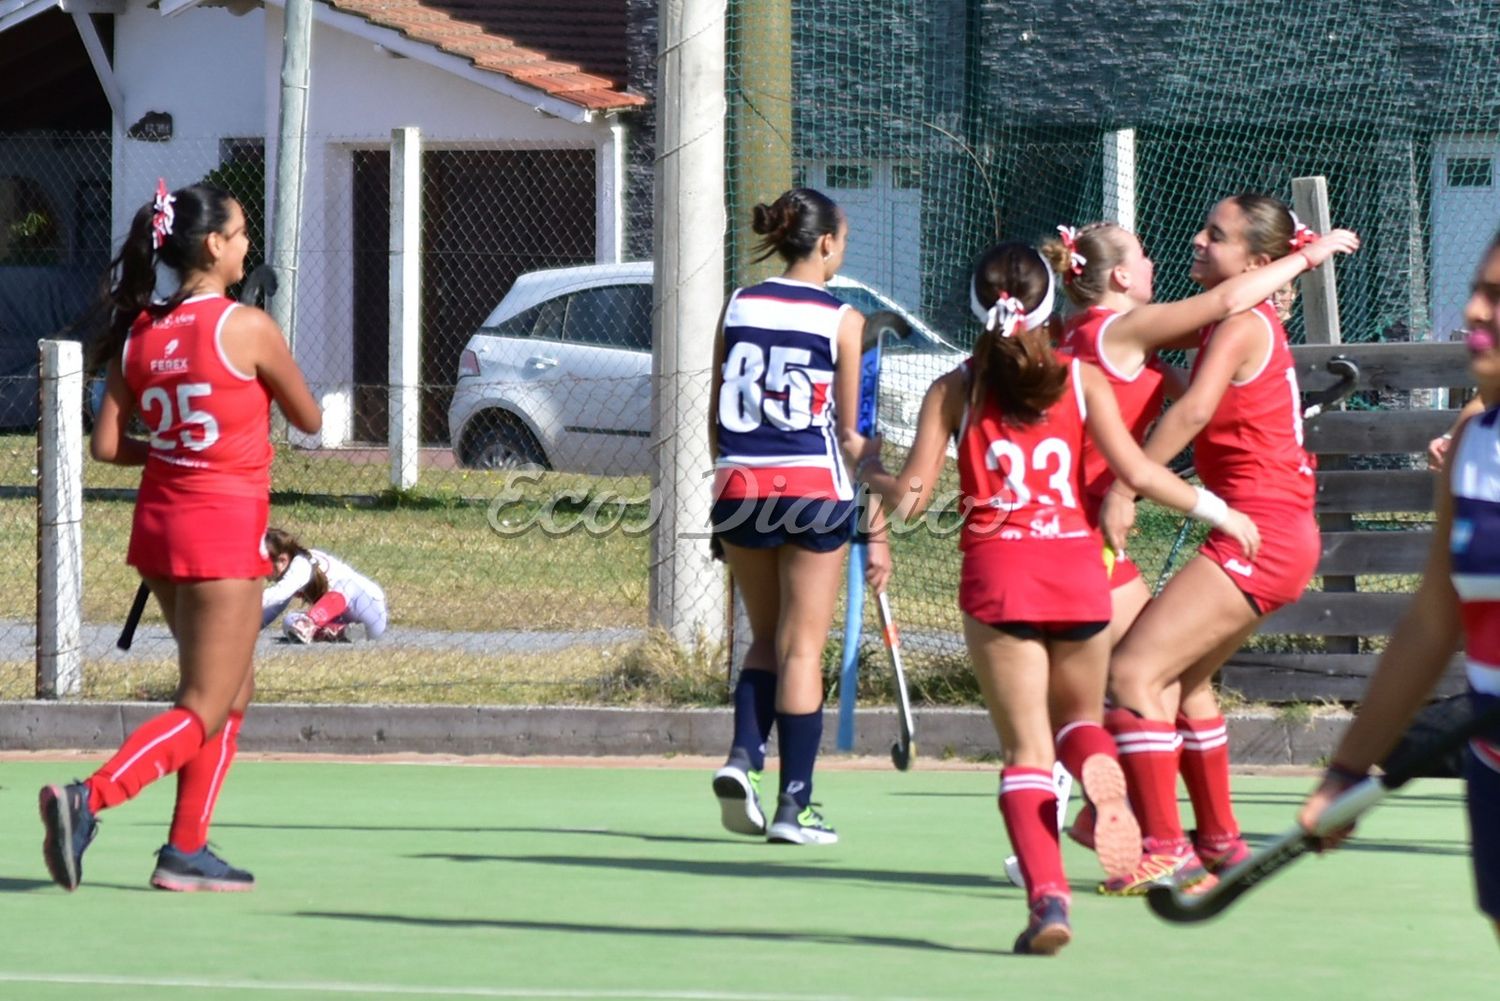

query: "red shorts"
(960, 535), (1112, 625)
(127, 480), (272, 581)
(1197, 502), (1318, 613)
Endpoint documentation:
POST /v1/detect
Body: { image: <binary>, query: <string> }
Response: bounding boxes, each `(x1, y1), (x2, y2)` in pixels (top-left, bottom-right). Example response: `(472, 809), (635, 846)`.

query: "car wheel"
(467, 413), (548, 470)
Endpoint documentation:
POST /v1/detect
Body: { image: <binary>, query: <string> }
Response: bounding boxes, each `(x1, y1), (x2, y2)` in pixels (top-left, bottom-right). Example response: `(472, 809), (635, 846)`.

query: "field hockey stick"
(238, 263), (279, 308)
(874, 590), (916, 769)
(1146, 696), (1500, 924)
(1153, 356), (1360, 591)
(116, 580), (150, 651)
(836, 309), (913, 753)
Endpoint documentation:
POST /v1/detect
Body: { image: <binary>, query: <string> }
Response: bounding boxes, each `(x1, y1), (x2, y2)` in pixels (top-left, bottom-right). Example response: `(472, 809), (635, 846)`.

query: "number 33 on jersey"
(957, 358), (1095, 546)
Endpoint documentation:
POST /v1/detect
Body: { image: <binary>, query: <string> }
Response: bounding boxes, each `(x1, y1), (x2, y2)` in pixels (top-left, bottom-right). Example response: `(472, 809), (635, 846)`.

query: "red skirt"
(1197, 502), (1319, 613)
(127, 479), (272, 581)
(959, 535), (1112, 625)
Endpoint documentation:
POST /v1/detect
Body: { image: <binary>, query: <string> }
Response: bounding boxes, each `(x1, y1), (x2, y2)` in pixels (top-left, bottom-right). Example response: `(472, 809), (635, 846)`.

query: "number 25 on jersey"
(140, 382), (221, 452)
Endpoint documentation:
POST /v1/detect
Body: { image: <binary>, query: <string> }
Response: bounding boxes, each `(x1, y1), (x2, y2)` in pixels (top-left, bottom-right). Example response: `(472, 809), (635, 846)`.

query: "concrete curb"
(0, 702), (1352, 765)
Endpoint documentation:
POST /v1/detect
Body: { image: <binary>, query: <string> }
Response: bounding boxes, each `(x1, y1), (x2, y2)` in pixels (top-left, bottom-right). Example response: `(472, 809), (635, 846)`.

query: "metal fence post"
(390, 126), (422, 491)
(37, 339), (84, 699)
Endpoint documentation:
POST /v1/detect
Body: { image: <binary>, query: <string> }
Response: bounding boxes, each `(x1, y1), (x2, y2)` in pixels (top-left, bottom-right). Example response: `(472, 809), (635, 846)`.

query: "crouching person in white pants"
(262, 527), (388, 643)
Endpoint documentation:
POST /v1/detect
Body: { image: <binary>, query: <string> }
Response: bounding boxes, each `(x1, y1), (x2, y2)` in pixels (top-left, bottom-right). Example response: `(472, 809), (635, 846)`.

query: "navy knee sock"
(776, 708), (823, 808)
(730, 668), (777, 771)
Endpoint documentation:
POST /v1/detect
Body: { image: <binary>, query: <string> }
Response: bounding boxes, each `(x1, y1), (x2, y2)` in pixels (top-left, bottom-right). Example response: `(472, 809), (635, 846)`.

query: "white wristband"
(1189, 486), (1230, 528)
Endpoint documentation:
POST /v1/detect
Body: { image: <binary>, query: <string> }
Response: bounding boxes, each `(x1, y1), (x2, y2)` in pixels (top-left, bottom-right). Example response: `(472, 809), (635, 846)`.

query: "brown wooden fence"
(1221, 341), (1471, 702)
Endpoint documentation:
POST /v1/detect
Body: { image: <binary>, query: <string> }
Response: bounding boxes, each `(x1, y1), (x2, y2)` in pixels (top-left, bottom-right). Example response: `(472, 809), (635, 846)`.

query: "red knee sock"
(1054, 720), (1119, 783)
(1176, 713), (1239, 844)
(1104, 706), (1185, 844)
(306, 592), (348, 628)
(169, 710), (243, 853)
(999, 767), (1067, 904)
(86, 707), (207, 813)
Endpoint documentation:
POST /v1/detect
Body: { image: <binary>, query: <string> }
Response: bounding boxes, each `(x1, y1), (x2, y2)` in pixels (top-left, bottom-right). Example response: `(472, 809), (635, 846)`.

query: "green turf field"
(0, 761), (1487, 999)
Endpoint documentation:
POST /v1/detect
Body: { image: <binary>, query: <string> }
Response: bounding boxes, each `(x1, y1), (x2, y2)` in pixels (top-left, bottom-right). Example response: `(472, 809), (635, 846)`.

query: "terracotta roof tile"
(324, 0), (645, 112)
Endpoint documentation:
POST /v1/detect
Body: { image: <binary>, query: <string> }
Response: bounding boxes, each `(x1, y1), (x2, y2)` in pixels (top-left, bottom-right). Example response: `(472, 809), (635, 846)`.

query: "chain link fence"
(5, 0), (1499, 707)
(727, 0), (1498, 703)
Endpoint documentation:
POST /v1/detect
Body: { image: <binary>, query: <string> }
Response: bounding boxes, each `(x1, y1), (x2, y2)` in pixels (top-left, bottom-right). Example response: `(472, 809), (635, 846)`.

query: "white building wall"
(110, 3), (267, 244)
(92, 2), (617, 446)
(262, 6), (611, 445)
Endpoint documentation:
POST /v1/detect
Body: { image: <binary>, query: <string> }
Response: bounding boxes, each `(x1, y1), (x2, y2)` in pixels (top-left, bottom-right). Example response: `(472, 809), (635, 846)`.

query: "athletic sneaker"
(1193, 832), (1252, 873)
(712, 753), (766, 836)
(1097, 837), (1214, 896)
(284, 614), (316, 644)
(39, 782), (98, 892)
(1078, 755), (1141, 882)
(766, 793), (838, 845)
(1013, 894), (1072, 956)
(151, 844), (255, 892)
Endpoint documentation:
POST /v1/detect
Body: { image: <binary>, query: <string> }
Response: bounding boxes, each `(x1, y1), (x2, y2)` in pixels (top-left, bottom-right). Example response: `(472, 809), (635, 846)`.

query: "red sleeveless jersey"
(1189, 301), (1314, 507)
(1059, 306), (1168, 500)
(122, 294), (273, 497)
(957, 357), (1096, 550)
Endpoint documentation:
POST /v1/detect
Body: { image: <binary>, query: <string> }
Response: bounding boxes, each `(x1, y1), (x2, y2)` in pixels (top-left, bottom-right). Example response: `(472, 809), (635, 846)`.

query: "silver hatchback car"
(449, 262), (964, 475)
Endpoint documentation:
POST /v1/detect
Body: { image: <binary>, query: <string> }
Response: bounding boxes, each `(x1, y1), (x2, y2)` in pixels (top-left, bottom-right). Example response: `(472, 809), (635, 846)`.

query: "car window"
(562, 285), (652, 351)
(532, 296), (567, 341)
(480, 296), (568, 341)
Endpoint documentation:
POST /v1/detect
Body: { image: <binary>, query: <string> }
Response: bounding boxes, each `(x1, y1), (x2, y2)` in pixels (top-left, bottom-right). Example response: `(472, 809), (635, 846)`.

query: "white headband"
(969, 259), (1056, 338)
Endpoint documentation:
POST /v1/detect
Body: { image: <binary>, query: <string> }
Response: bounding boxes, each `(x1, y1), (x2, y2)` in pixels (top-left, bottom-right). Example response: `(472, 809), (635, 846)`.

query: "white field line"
(0, 972), (935, 1001)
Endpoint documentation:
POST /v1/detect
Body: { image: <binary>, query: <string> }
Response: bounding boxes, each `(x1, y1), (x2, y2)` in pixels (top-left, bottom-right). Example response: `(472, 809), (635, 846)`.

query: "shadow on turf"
(411, 852), (1021, 891)
(0, 875), (156, 893)
(212, 823), (726, 845)
(297, 910), (1016, 957)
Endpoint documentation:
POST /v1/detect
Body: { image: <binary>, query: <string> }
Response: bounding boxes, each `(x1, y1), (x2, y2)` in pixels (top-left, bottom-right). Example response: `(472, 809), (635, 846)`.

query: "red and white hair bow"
(982, 293), (1027, 339)
(150, 178), (175, 250)
(1056, 225), (1087, 280)
(1288, 211), (1318, 251)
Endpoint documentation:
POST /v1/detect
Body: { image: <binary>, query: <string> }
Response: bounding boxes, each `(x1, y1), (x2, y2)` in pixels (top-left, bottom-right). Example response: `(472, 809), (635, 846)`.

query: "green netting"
(726, 0), (1500, 695)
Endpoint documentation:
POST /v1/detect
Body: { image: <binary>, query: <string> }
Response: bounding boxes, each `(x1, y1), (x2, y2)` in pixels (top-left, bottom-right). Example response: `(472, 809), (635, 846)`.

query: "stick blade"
(1144, 828), (1314, 925)
(1144, 883), (1233, 924)
(890, 740), (911, 771)
(863, 309), (912, 353)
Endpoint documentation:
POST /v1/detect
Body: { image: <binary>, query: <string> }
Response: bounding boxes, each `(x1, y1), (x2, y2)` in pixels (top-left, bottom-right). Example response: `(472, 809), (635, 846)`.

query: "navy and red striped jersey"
(1449, 406), (1500, 772)
(713, 278), (852, 501)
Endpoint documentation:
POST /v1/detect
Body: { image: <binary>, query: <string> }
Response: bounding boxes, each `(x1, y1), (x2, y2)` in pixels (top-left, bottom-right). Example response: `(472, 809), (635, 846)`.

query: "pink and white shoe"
(1078, 755), (1141, 882)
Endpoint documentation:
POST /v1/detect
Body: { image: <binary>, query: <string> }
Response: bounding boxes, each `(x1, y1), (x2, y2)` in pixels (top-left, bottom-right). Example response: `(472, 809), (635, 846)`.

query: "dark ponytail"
(750, 188), (842, 264)
(87, 183), (238, 371)
(969, 241), (1065, 426)
(264, 527), (329, 602)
